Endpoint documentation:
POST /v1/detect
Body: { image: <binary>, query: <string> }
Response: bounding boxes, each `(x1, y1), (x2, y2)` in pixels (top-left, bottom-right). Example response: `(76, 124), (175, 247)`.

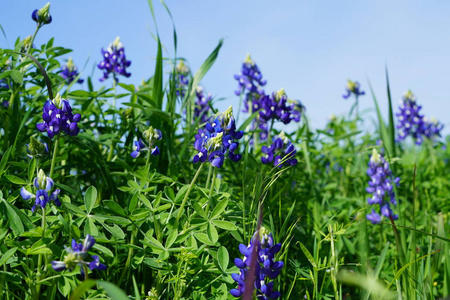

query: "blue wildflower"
(32, 3), (52, 26)
(193, 106), (243, 168)
(396, 91), (444, 144)
(234, 54), (266, 113)
(194, 86), (212, 124)
(342, 80), (365, 99)
(174, 60), (190, 98)
(131, 126), (162, 158)
(61, 57), (83, 84)
(422, 117), (444, 141)
(36, 93), (81, 139)
(261, 131), (297, 168)
(230, 227), (283, 299)
(366, 149), (400, 224)
(51, 235), (107, 279)
(259, 88), (302, 125)
(97, 37), (131, 82)
(20, 169), (61, 212)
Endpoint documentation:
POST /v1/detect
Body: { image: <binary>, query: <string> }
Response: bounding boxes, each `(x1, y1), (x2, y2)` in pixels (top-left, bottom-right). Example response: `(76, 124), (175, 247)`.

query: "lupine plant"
(0, 2), (449, 300)
(396, 90), (444, 144)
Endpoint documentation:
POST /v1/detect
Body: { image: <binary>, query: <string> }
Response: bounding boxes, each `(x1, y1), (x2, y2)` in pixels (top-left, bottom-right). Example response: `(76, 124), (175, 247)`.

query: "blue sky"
(2, 1), (450, 134)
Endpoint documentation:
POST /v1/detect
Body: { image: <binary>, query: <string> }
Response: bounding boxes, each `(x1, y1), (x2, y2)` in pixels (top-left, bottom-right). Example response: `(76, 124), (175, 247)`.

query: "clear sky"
(2, 1), (450, 134)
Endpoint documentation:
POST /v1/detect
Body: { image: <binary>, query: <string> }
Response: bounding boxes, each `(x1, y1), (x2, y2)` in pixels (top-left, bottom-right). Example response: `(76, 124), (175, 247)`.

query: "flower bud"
(27, 136), (49, 159)
(32, 2), (52, 25)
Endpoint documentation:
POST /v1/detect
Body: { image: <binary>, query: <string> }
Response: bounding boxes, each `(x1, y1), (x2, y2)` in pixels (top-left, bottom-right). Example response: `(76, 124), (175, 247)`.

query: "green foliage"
(0, 2), (449, 300)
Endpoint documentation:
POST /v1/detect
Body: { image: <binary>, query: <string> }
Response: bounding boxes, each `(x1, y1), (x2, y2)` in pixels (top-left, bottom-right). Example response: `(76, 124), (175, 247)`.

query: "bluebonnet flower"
(261, 131), (297, 168)
(230, 227), (284, 299)
(51, 235), (107, 279)
(174, 60), (190, 98)
(36, 93), (81, 138)
(97, 37), (131, 82)
(32, 3), (52, 26)
(26, 136), (49, 159)
(61, 57), (83, 84)
(259, 89), (302, 125)
(234, 54), (267, 113)
(20, 169), (61, 212)
(395, 91), (443, 144)
(194, 86), (212, 124)
(131, 126), (162, 158)
(342, 80), (365, 99)
(396, 91), (425, 144)
(366, 149), (400, 224)
(422, 117), (444, 141)
(193, 106), (243, 168)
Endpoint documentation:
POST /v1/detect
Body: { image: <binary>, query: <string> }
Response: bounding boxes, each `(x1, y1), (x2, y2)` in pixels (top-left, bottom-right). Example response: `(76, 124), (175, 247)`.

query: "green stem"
(83, 265), (89, 281)
(26, 26), (40, 56)
(35, 208), (46, 297)
(107, 81), (118, 161)
(205, 164), (212, 189)
(208, 167), (216, 200)
(118, 228), (136, 286)
(49, 138), (59, 179)
(175, 163), (204, 227)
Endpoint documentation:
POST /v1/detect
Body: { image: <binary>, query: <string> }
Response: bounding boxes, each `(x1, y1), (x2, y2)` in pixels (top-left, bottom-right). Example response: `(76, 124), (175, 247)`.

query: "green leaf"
(238, 111), (259, 131)
(85, 218), (99, 236)
(387, 250), (439, 289)
(28, 158), (36, 183)
(211, 220), (237, 231)
(132, 275), (141, 300)
(385, 67), (396, 157)
(193, 202), (208, 220)
(55, 182), (78, 196)
(10, 70), (23, 84)
(3, 200), (24, 234)
(217, 246), (229, 273)
(174, 185), (190, 204)
(165, 229), (178, 249)
(210, 199), (228, 220)
(194, 232), (215, 246)
(207, 223), (219, 244)
(5, 175), (27, 185)
(153, 37), (163, 109)
(84, 186), (97, 214)
(69, 279), (96, 300)
(93, 244), (114, 258)
(0, 247), (17, 267)
(104, 200), (126, 216)
(298, 241), (317, 269)
(64, 202), (86, 215)
(97, 281), (129, 300)
(0, 147), (11, 175)
(101, 223), (125, 239)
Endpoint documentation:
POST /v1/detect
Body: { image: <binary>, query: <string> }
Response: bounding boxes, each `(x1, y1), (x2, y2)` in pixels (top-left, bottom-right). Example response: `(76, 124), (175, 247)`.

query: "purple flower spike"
(343, 80), (365, 99)
(396, 91), (443, 144)
(131, 127), (162, 158)
(261, 132), (297, 168)
(20, 169), (61, 212)
(36, 93), (81, 139)
(51, 235), (107, 279)
(192, 106), (244, 168)
(230, 227), (283, 299)
(366, 149), (400, 223)
(61, 57), (83, 84)
(98, 37), (131, 82)
(234, 54), (266, 113)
